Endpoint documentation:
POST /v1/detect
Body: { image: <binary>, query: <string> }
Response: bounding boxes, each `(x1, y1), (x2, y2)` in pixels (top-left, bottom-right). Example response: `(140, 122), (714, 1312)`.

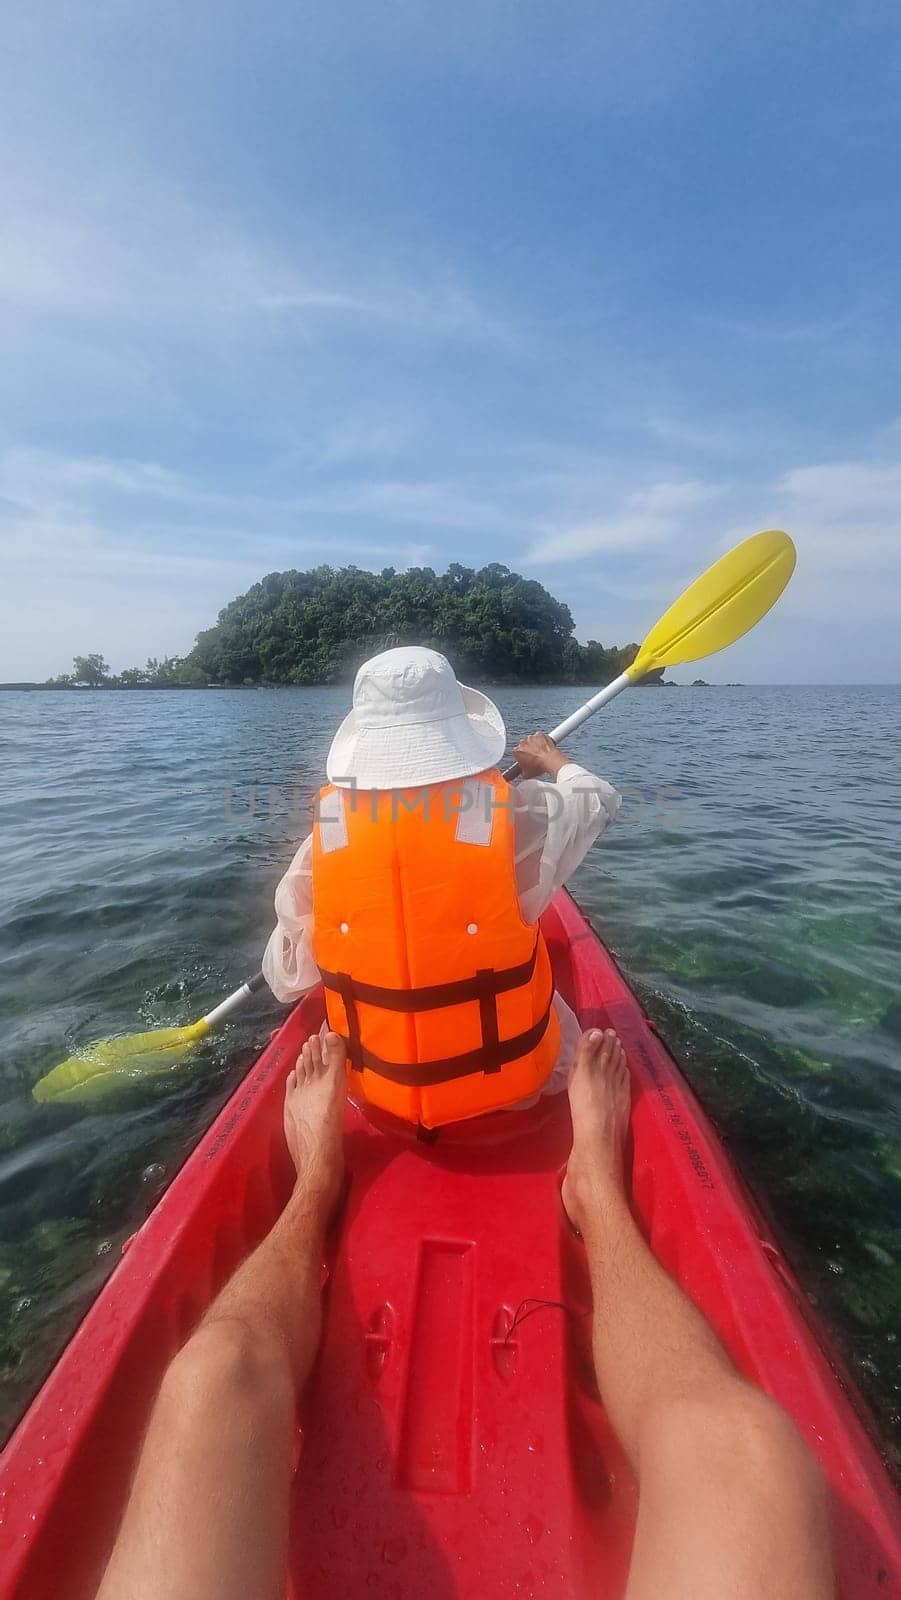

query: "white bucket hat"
(326, 647), (507, 790)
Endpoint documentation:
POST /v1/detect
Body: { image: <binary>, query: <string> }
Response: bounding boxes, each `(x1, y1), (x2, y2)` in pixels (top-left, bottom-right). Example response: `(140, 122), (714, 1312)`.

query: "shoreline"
(3, 681), (896, 693)
(2, 678), (688, 693)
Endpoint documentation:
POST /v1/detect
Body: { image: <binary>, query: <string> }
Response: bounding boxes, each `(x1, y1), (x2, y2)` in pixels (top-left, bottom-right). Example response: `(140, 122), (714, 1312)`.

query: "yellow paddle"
(535, 527), (796, 753)
(33, 527), (796, 1105)
(31, 975), (268, 1104)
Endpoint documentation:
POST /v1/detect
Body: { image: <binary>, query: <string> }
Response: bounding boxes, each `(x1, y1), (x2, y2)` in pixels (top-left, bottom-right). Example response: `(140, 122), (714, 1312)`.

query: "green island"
(25, 563), (661, 689)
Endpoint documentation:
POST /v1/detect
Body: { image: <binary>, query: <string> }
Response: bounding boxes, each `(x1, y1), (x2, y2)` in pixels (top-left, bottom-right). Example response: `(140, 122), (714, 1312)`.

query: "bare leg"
(563, 1029), (834, 1600)
(96, 1031), (347, 1600)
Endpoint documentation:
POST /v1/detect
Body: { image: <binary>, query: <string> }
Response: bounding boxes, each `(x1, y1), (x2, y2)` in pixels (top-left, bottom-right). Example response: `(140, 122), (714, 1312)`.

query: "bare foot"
(562, 1029), (631, 1235)
(283, 1030), (347, 1222)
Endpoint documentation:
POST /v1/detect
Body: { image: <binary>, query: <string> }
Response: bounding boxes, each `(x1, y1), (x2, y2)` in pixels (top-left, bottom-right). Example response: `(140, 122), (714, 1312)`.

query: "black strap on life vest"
(319, 936), (554, 1084)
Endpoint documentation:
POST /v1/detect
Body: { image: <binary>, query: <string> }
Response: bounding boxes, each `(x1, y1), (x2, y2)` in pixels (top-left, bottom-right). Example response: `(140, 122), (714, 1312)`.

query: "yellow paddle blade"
(32, 1019), (210, 1105)
(628, 529), (796, 680)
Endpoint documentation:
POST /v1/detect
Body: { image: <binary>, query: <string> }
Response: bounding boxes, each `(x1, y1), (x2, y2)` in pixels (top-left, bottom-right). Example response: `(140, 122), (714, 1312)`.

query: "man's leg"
(96, 1031), (347, 1600)
(563, 1030), (834, 1600)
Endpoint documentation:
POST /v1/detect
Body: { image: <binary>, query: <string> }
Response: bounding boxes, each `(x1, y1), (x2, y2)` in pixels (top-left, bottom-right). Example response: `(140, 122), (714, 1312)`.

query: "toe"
(599, 1030), (618, 1066)
(576, 1028), (604, 1065)
(323, 1030), (347, 1070)
(308, 1033), (323, 1074)
(285, 1066), (297, 1096)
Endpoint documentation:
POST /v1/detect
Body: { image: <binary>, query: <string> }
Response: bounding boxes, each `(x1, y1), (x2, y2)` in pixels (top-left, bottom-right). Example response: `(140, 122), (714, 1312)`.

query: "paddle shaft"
(502, 670), (632, 781)
(200, 971), (267, 1027)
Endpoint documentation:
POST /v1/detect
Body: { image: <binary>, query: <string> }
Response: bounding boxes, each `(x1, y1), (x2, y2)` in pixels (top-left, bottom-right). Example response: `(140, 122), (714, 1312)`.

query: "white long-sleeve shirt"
(262, 763), (621, 1008)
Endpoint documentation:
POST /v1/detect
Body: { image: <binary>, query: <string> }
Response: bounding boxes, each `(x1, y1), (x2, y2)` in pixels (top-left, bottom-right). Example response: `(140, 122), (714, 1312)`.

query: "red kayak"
(1, 891), (898, 1599)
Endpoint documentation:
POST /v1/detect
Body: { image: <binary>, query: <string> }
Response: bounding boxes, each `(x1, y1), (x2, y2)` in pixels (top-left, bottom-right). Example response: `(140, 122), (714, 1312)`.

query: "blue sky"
(1, 1), (899, 682)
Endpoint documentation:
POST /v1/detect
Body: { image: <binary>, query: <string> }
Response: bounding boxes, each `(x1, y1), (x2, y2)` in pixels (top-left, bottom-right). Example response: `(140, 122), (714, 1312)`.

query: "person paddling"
(263, 646), (621, 1126)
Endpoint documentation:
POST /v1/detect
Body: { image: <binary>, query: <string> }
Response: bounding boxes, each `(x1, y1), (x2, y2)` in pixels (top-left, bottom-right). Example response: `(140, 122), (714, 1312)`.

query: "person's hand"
(513, 731), (569, 779)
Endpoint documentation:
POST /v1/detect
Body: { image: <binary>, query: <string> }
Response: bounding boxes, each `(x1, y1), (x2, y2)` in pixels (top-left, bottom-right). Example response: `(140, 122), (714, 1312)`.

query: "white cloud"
(329, 479), (519, 532)
(0, 447), (519, 538)
(0, 511), (434, 586)
(644, 412), (764, 458)
(1, 450), (188, 505)
(517, 440), (901, 679)
(524, 479), (723, 563)
(0, 453), (447, 678)
(758, 456), (901, 626)
(319, 422), (411, 464)
(779, 460), (901, 530)
(261, 280), (510, 344)
(0, 171), (509, 351)
(0, 504), (435, 679)
(697, 304), (872, 347)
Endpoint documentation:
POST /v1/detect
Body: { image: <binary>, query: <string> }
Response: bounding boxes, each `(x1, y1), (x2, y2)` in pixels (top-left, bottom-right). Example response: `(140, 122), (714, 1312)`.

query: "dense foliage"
(187, 563), (639, 686)
(47, 563), (647, 688)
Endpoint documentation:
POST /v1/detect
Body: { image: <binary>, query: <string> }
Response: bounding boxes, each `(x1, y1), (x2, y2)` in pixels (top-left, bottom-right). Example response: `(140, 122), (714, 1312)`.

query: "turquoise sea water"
(0, 685), (899, 1465)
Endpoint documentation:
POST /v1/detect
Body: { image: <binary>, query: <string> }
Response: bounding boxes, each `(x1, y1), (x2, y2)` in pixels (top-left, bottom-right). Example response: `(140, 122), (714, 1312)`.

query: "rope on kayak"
(504, 1297), (590, 1343)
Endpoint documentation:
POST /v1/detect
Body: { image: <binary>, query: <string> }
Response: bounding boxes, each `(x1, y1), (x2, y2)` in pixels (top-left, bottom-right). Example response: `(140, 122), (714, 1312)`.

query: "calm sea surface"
(1, 685), (899, 1463)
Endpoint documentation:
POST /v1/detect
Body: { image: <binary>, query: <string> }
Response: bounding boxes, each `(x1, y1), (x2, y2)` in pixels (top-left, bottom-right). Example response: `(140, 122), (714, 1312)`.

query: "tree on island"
(46, 563), (643, 689)
(72, 653), (111, 687)
(47, 654), (206, 690)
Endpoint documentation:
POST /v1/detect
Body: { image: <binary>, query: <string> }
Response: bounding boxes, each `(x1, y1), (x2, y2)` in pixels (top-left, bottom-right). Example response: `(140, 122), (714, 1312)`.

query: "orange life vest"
(311, 770), (560, 1129)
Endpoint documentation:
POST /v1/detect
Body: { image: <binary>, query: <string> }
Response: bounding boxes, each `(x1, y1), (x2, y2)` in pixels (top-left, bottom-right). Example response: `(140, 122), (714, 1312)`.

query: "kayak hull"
(1, 892), (898, 1598)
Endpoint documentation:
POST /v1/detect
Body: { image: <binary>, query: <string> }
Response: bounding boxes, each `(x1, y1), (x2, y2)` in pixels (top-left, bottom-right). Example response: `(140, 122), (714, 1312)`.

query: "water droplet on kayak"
(97, 1239), (113, 1257)
(142, 1163), (166, 1184)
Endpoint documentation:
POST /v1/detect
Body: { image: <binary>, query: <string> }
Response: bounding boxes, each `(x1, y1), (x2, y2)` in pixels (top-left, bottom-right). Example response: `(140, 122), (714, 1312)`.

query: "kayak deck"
(291, 1064), (635, 1598)
(1, 893), (899, 1598)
